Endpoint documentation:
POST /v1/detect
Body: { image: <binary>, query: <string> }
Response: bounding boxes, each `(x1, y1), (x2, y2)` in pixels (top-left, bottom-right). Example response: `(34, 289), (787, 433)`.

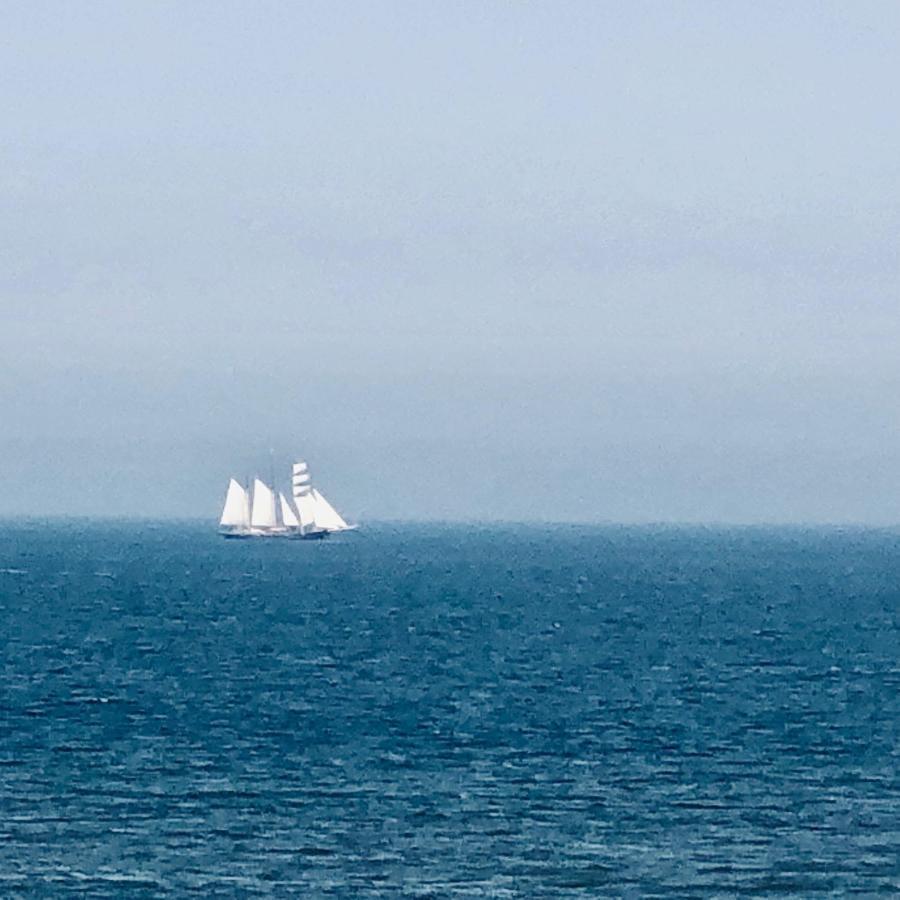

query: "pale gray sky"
(2, 1), (900, 522)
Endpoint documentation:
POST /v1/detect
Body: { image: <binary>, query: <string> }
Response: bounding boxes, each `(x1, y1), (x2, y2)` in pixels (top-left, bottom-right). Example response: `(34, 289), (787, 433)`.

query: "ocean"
(1, 521), (898, 896)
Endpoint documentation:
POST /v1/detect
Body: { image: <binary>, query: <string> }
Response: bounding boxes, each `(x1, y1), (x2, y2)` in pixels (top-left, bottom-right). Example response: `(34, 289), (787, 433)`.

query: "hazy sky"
(3, 1), (900, 522)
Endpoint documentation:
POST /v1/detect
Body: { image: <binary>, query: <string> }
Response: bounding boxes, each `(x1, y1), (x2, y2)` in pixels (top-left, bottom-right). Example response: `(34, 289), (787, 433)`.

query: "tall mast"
(270, 448), (282, 528)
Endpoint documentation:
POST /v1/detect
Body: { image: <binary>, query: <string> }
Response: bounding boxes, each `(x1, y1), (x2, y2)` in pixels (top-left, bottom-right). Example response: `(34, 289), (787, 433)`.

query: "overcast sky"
(2, 1), (899, 522)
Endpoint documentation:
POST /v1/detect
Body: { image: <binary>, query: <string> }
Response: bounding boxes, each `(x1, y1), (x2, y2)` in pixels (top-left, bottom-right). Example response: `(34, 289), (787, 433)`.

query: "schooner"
(219, 461), (354, 539)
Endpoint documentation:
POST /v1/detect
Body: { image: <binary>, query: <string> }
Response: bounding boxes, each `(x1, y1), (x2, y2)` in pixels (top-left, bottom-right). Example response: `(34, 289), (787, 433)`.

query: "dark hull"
(220, 530), (329, 541)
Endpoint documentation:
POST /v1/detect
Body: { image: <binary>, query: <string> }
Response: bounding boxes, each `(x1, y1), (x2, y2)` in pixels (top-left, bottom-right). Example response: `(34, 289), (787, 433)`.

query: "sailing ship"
(219, 460), (354, 539)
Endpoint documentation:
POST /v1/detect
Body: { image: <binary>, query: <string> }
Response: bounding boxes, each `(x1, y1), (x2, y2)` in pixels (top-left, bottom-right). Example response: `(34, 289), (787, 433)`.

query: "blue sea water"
(1, 521), (899, 897)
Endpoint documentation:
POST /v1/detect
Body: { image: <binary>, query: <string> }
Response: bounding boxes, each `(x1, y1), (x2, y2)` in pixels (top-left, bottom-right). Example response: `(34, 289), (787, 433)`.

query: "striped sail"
(292, 461), (312, 495)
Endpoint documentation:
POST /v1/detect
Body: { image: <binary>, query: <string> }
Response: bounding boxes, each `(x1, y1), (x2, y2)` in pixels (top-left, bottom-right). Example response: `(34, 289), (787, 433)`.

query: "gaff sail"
(292, 461), (318, 531)
(280, 493), (300, 528)
(250, 478), (277, 529)
(220, 478), (250, 528)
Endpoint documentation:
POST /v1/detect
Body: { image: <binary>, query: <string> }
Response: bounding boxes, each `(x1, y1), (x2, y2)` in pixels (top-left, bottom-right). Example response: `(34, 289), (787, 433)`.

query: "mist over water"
(2, 522), (899, 894)
(3, 3), (900, 521)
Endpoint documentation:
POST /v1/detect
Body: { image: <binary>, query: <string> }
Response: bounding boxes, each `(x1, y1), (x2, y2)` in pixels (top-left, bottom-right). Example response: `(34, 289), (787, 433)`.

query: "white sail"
(251, 478), (277, 529)
(220, 478), (250, 528)
(292, 462), (312, 491)
(291, 460), (317, 531)
(280, 493), (300, 528)
(295, 493), (318, 530)
(219, 459), (356, 539)
(312, 488), (349, 531)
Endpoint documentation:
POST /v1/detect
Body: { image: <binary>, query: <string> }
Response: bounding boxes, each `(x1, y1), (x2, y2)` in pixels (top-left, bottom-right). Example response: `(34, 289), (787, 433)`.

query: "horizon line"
(1, 515), (899, 531)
